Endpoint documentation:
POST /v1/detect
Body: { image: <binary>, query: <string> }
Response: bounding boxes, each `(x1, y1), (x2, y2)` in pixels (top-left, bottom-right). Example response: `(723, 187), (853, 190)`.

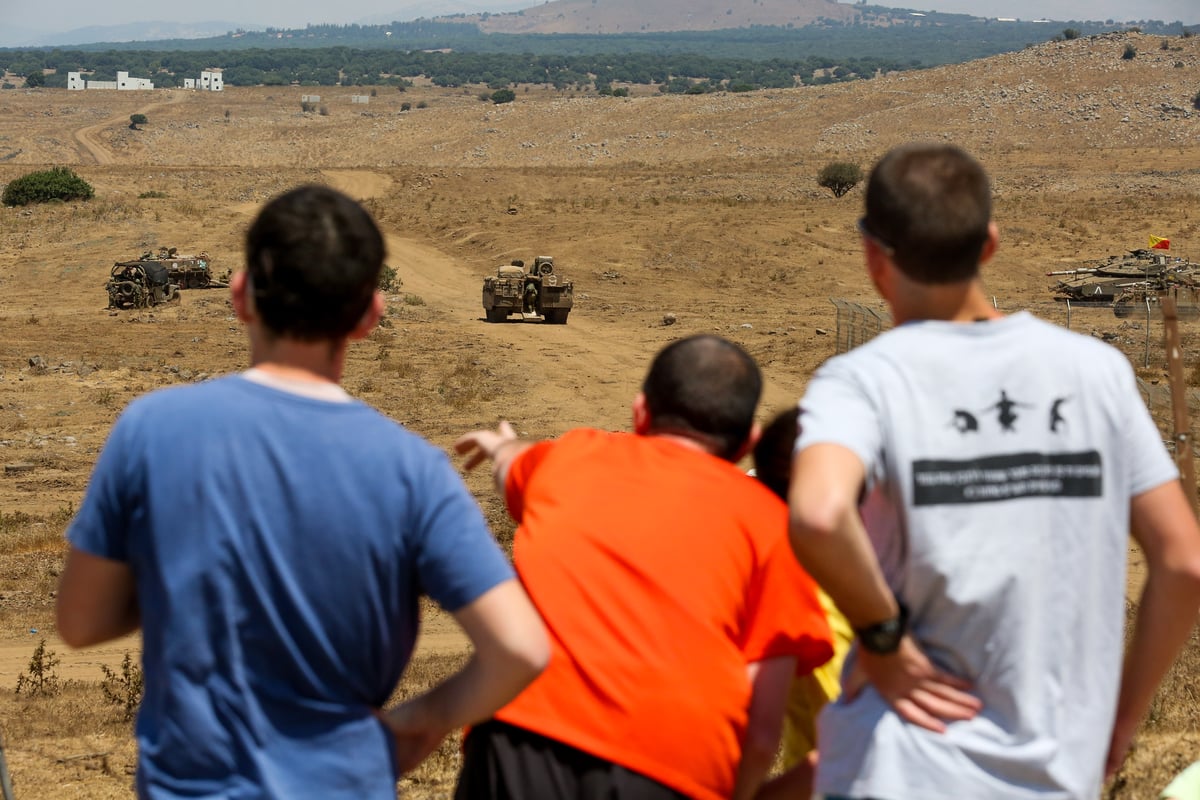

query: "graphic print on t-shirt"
(912, 451), (1102, 505)
(922, 390), (1099, 505)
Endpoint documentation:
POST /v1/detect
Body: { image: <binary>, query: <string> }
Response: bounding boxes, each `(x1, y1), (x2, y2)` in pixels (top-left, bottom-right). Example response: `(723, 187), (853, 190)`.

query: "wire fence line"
(830, 296), (1200, 447)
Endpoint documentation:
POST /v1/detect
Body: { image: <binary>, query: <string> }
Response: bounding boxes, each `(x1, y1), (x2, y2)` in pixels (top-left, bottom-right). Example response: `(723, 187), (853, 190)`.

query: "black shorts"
(455, 720), (690, 800)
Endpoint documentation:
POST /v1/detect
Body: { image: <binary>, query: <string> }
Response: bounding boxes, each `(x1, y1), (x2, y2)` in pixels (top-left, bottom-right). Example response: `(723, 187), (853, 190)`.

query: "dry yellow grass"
(2, 29), (1199, 798)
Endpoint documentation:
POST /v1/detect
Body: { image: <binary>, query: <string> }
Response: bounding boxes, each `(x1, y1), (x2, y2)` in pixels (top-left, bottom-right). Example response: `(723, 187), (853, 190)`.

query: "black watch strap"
(854, 601), (909, 655)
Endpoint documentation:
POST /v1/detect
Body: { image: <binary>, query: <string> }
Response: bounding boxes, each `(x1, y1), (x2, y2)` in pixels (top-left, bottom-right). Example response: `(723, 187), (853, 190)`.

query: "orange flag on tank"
(1149, 236), (1171, 250)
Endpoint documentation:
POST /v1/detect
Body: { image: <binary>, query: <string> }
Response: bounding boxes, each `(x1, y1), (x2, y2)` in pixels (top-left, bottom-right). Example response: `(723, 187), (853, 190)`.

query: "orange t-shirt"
(495, 428), (833, 800)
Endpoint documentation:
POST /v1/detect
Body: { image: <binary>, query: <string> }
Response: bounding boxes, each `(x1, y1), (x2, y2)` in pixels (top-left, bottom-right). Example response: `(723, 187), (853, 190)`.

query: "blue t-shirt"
(68, 375), (514, 799)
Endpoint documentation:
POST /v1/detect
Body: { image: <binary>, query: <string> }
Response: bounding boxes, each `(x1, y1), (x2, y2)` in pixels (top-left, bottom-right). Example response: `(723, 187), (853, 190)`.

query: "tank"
(1050, 249), (1200, 312)
(482, 256), (574, 324)
(106, 260), (180, 309)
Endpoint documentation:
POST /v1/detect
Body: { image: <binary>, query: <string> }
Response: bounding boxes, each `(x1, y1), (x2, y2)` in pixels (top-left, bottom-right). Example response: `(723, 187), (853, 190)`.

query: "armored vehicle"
(1050, 249), (1200, 315)
(482, 256), (573, 324)
(106, 260), (180, 309)
(120, 247), (218, 289)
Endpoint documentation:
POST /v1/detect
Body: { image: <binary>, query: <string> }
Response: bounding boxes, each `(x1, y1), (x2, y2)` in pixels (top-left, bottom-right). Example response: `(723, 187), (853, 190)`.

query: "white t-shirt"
(797, 311), (1178, 800)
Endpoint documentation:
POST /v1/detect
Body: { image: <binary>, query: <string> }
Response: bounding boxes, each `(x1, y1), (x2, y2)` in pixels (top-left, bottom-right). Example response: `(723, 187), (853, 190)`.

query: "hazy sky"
(5, 0), (1196, 36)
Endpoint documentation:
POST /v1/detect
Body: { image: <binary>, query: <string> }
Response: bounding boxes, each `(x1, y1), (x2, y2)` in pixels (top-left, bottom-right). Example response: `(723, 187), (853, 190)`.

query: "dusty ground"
(1, 29), (1199, 798)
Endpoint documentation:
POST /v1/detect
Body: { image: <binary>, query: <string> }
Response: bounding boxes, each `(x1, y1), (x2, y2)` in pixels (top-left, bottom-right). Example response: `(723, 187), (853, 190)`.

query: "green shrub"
(129, 113), (147, 129)
(1193, 90), (1200, 111)
(1062, 28), (1081, 40)
(378, 264), (400, 292)
(490, 88), (516, 105)
(1122, 43), (1137, 60)
(2, 166), (95, 207)
(817, 161), (863, 198)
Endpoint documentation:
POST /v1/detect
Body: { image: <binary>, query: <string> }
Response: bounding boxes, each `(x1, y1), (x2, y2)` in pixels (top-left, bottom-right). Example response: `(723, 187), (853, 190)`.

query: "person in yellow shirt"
(751, 408), (854, 796)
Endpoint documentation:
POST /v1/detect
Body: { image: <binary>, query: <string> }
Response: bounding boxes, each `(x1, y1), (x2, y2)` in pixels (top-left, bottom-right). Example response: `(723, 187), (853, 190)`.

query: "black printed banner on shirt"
(912, 451), (1102, 505)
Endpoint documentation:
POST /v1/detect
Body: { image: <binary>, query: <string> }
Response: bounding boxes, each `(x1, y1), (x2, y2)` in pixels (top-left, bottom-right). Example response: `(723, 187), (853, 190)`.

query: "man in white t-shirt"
(789, 143), (1200, 799)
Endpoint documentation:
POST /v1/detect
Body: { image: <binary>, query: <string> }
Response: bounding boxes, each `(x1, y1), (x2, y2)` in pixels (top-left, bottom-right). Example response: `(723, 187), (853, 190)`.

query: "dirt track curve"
(72, 91), (185, 165)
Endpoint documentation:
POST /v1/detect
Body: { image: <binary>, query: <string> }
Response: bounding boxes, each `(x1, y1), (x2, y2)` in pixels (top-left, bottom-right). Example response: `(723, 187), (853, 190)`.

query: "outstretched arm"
(788, 443), (980, 732)
(381, 579), (549, 773)
(1106, 479), (1200, 778)
(56, 546), (140, 648)
(455, 421), (531, 494)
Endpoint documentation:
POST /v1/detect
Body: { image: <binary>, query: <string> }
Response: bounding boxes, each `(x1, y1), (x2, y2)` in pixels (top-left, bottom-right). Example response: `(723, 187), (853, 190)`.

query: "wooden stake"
(1161, 294), (1198, 515)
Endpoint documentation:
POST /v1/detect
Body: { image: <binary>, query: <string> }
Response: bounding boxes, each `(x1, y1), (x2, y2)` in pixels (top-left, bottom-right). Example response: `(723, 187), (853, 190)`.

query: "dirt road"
(72, 91), (184, 165)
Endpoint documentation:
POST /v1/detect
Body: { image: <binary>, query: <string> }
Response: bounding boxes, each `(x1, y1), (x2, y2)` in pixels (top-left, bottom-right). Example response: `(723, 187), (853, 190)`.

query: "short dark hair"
(862, 143), (991, 284)
(753, 408), (798, 501)
(245, 185), (385, 340)
(642, 334), (762, 461)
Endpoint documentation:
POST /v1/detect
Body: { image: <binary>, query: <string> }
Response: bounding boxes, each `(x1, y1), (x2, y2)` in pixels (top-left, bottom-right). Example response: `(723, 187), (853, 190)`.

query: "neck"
(247, 327), (348, 385)
(644, 428), (726, 459)
(890, 276), (1002, 326)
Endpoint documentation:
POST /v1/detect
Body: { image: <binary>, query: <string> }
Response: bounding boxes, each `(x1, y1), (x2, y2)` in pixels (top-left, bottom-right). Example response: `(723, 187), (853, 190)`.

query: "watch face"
(859, 620), (903, 654)
(855, 605), (908, 655)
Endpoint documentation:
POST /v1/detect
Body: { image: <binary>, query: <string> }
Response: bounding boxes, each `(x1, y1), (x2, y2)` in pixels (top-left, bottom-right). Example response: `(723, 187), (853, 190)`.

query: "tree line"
(2, 47), (907, 91)
(1, 13), (1192, 92)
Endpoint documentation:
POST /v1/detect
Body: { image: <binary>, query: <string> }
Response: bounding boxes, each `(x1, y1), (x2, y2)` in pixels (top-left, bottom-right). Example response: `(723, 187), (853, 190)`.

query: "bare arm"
(55, 546), (139, 648)
(455, 421), (532, 493)
(788, 443), (979, 732)
(382, 579), (549, 773)
(731, 656), (795, 800)
(1106, 480), (1200, 778)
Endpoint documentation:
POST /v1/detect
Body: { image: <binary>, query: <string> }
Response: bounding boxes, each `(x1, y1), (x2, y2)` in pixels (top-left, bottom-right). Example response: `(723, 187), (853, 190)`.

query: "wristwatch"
(854, 602), (909, 655)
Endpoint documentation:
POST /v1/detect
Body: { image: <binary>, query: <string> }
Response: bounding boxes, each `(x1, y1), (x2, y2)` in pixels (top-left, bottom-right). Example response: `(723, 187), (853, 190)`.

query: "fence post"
(1145, 296), (1152, 368)
(0, 731), (15, 800)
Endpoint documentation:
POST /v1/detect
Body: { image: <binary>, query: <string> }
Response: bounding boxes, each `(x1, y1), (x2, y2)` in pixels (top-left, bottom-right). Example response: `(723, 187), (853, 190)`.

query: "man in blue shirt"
(56, 184), (548, 799)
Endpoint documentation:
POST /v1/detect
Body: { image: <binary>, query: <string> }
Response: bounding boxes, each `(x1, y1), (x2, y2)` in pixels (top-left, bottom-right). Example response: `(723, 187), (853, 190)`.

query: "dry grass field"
(1, 28), (1199, 798)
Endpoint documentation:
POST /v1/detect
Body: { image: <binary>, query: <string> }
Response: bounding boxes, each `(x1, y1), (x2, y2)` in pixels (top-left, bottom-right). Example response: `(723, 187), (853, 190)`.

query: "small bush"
(1122, 43), (1137, 60)
(2, 166), (94, 207)
(138, 190), (169, 199)
(817, 161), (864, 198)
(1193, 91), (1200, 111)
(129, 113), (147, 129)
(378, 264), (400, 292)
(300, 100), (316, 113)
(15, 639), (62, 697)
(100, 652), (144, 722)
(416, 100), (428, 109)
(318, 104), (329, 116)
(1062, 28), (1081, 40)
(400, 102), (411, 112)
(478, 92), (492, 102)
(491, 88), (516, 105)
(403, 293), (426, 306)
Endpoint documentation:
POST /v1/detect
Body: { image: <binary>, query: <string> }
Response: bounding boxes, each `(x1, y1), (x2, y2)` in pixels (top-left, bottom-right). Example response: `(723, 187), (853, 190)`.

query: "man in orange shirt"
(454, 334), (833, 800)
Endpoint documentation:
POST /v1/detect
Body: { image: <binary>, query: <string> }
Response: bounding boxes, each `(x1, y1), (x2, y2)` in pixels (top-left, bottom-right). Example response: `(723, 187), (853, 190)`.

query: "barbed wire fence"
(830, 295), (1200, 453)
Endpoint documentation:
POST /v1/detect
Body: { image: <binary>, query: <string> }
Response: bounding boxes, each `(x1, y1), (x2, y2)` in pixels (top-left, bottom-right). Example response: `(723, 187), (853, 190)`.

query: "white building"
(67, 70), (153, 90)
(199, 70), (223, 91)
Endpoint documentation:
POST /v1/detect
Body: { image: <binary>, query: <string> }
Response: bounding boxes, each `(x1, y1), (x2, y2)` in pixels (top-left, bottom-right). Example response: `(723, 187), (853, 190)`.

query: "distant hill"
(5, 21), (252, 48)
(457, 0), (859, 34)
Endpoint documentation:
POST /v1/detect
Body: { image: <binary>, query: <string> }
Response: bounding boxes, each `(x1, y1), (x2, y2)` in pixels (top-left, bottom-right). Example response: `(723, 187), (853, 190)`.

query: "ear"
(348, 291), (385, 341)
(230, 271), (253, 323)
(729, 420), (762, 464)
(979, 221), (1000, 266)
(863, 239), (891, 299)
(631, 392), (651, 435)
